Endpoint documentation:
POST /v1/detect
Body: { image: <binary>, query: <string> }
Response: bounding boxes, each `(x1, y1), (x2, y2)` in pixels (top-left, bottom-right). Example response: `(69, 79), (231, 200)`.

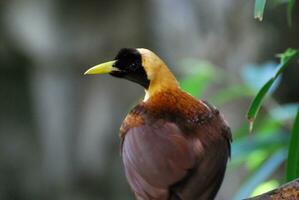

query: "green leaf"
(286, 108), (299, 181)
(247, 48), (299, 132)
(232, 149), (287, 200)
(247, 78), (275, 132)
(241, 62), (280, 92)
(254, 0), (267, 21)
(287, 0), (296, 26)
(276, 49), (299, 75)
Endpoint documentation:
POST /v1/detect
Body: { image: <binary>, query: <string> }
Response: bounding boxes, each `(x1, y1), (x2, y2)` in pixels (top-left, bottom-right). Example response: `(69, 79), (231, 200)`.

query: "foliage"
(252, 0), (299, 185)
(246, 1), (299, 197)
(247, 49), (299, 132)
(254, 0), (267, 21)
(179, 1), (299, 199)
(179, 2), (299, 198)
(244, 48), (299, 197)
(286, 108), (299, 181)
(287, 0), (296, 26)
(179, 51), (298, 198)
(254, 0), (296, 25)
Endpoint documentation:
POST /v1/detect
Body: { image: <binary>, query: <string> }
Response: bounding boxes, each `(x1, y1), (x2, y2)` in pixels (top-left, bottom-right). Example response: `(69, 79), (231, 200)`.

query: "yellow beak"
(84, 60), (118, 75)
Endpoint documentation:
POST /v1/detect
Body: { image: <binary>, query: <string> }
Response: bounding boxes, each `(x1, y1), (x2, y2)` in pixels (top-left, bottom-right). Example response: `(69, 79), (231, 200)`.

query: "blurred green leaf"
(211, 85), (254, 105)
(234, 122), (251, 139)
(254, 115), (281, 135)
(251, 179), (279, 197)
(287, 0), (295, 26)
(180, 60), (215, 97)
(247, 48), (299, 132)
(246, 150), (269, 171)
(254, 0), (267, 21)
(286, 108), (299, 181)
(232, 149), (287, 200)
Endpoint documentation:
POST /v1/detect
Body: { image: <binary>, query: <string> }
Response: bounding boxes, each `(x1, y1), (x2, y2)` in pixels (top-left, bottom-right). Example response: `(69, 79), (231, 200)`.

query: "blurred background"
(0, 0), (299, 199)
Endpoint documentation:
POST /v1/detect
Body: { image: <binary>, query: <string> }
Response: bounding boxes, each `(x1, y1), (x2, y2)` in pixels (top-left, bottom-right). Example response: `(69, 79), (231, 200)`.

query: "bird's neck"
(144, 66), (179, 102)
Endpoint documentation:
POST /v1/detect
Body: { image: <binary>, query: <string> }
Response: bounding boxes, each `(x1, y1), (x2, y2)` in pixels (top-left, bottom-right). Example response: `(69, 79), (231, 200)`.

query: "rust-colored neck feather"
(144, 89), (209, 118)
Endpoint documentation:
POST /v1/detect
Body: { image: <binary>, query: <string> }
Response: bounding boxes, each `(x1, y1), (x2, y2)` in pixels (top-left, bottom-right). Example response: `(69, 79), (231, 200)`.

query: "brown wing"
(121, 120), (202, 200)
(120, 95), (232, 200)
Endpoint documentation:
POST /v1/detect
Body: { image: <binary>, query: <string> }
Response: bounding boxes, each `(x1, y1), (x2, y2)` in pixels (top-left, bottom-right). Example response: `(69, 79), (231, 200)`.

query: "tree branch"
(244, 178), (299, 200)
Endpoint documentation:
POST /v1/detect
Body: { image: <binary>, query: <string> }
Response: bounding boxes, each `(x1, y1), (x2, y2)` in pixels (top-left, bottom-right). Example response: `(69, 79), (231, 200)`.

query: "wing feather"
(122, 121), (198, 199)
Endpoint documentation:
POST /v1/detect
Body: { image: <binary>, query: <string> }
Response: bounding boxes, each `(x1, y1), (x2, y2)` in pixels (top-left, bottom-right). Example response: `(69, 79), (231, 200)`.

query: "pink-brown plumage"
(85, 48), (232, 200)
(120, 90), (231, 200)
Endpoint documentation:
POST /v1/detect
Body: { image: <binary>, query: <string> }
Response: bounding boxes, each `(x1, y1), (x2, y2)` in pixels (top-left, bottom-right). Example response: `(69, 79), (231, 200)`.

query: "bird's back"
(120, 90), (231, 200)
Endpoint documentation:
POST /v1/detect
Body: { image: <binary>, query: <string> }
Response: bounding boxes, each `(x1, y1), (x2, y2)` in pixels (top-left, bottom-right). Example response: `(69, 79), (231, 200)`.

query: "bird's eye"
(130, 62), (138, 71)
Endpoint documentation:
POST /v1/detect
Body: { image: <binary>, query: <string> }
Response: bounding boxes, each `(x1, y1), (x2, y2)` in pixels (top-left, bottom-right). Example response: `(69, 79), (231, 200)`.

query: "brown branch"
(244, 178), (299, 200)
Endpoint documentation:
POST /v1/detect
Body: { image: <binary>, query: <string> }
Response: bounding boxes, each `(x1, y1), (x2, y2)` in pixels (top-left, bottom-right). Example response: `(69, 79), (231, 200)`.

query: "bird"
(84, 48), (232, 200)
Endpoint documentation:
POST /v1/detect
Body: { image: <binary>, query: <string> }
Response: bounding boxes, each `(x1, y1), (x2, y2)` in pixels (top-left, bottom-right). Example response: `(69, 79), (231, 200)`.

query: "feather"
(120, 90), (231, 200)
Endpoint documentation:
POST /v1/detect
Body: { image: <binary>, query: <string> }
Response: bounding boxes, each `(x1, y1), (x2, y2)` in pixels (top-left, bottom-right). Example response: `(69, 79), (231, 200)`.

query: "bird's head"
(85, 48), (179, 101)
